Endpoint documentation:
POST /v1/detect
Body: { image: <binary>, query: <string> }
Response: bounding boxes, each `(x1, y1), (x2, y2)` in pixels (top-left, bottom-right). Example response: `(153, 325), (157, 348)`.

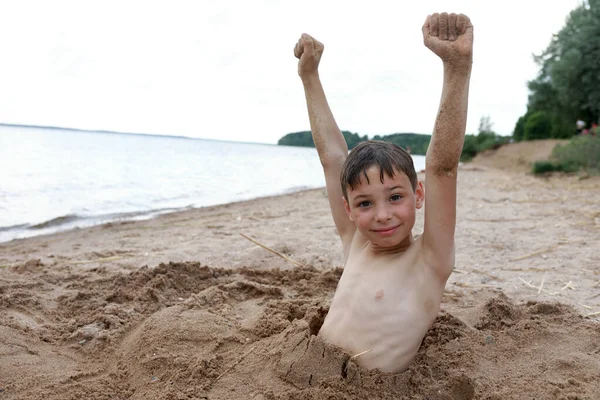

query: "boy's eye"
(390, 194), (402, 201)
(358, 201), (371, 208)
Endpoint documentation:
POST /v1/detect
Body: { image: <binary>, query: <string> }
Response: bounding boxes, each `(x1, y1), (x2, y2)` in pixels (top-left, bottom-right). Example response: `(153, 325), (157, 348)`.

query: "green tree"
(522, 0), (600, 138)
(513, 111), (532, 142)
(278, 130), (367, 149)
(460, 116), (509, 161)
(372, 133), (431, 155)
(524, 111), (553, 140)
(478, 115), (494, 134)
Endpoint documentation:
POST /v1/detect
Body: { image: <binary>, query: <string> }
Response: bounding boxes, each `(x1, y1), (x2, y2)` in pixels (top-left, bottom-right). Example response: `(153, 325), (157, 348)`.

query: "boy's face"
(343, 166), (424, 249)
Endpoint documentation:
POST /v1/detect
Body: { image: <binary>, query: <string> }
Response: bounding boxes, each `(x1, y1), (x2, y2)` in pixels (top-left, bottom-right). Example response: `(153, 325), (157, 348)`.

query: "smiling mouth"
(372, 225), (400, 235)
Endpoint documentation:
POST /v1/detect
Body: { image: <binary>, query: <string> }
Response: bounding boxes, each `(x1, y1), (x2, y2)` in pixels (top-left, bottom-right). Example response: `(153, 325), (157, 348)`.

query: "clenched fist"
(422, 13), (473, 69)
(294, 33), (324, 79)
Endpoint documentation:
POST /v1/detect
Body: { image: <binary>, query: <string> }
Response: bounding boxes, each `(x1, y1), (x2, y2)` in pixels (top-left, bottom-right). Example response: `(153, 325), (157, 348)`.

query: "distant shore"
(0, 122), (278, 146)
(0, 122), (206, 141)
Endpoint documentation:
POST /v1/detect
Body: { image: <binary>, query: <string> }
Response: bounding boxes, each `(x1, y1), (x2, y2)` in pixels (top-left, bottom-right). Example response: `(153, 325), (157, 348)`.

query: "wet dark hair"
(340, 140), (417, 199)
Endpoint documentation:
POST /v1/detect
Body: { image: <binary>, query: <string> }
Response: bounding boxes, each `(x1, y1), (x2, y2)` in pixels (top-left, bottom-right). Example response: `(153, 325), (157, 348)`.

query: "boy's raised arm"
(421, 13), (473, 279)
(294, 34), (356, 250)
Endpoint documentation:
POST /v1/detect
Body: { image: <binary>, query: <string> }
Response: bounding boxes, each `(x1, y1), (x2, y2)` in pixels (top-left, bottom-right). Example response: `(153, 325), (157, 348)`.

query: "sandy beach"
(1, 142), (599, 399)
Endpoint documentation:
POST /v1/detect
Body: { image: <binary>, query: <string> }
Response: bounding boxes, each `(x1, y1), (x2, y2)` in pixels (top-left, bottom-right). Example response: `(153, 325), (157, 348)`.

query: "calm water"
(0, 126), (425, 242)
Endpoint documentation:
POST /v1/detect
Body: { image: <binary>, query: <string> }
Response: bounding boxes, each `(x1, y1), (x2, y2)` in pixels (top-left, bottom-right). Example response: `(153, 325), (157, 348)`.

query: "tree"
(524, 111), (553, 140)
(478, 115), (494, 135)
(513, 112), (532, 142)
(278, 130), (367, 149)
(520, 0), (600, 140)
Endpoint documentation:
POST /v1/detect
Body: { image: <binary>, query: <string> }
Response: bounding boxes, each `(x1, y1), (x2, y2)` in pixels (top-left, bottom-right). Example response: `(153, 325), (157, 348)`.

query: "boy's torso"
(318, 234), (446, 373)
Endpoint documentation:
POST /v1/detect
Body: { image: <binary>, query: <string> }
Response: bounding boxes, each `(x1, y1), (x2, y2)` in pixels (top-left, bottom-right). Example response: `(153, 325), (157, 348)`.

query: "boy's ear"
(342, 196), (354, 221)
(415, 181), (425, 209)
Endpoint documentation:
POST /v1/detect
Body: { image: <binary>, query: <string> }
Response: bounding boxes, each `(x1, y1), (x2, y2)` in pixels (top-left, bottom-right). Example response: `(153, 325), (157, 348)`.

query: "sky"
(0, 0), (584, 144)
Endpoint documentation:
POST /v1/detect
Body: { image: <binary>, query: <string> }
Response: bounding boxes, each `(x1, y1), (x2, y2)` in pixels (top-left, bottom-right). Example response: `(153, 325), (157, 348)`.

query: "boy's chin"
(368, 233), (409, 248)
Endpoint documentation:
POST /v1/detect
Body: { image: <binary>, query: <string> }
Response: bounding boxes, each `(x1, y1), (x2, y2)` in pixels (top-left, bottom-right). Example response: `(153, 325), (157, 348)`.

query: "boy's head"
(340, 140), (418, 200)
(340, 140), (423, 249)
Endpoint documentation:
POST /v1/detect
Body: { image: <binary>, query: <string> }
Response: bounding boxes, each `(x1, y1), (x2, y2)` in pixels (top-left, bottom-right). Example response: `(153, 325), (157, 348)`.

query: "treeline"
(515, 0), (600, 174)
(278, 131), (432, 155)
(515, 0), (599, 140)
(278, 117), (507, 162)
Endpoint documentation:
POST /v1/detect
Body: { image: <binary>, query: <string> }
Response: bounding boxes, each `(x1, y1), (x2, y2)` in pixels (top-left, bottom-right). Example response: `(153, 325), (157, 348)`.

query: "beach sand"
(1, 144), (599, 399)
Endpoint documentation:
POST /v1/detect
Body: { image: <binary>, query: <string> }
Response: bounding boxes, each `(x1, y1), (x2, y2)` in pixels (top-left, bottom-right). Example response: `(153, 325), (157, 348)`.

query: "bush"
(532, 161), (563, 174)
(460, 132), (510, 162)
(461, 135), (478, 161)
(524, 111), (553, 140)
(552, 135), (600, 174)
(513, 112), (532, 142)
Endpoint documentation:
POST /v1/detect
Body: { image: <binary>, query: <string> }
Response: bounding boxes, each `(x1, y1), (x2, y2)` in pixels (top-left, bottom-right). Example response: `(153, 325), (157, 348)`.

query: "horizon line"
(0, 122), (275, 146)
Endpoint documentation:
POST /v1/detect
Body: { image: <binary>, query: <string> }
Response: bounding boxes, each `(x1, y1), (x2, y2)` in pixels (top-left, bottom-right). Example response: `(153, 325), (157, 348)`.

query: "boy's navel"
(375, 289), (384, 302)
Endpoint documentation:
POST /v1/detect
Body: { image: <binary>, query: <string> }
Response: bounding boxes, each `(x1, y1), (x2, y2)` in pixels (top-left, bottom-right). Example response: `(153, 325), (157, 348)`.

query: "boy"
(293, 12), (473, 373)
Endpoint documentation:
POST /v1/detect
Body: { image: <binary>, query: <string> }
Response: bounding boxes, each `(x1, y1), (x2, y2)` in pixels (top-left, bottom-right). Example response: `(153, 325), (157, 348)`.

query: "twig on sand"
(240, 233), (307, 268)
(561, 281), (576, 291)
(511, 244), (560, 262)
(579, 304), (593, 310)
(585, 311), (600, 319)
(350, 349), (372, 360)
(538, 272), (547, 294)
(215, 346), (256, 382)
(589, 292), (600, 300)
(593, 280), (600, 288)
(518, 277), (558, 296)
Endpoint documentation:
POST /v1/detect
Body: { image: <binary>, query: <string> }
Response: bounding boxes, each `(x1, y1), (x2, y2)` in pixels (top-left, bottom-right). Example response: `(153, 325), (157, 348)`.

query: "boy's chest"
(321, 250), (443, 357)
(334, 251), (438, 315)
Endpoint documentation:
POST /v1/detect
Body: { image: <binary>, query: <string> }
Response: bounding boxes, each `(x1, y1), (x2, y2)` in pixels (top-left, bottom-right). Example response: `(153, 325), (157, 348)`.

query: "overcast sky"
(0, 0), (582, 144)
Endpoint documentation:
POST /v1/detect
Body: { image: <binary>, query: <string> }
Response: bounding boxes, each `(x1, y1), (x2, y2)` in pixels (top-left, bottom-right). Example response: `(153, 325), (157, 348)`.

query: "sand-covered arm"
(294, 34), (356, 251)
(421, 13), (473, 279)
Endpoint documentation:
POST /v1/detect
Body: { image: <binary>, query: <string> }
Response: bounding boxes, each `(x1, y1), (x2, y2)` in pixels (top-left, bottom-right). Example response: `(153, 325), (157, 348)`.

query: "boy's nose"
(374, 205), (392, 222)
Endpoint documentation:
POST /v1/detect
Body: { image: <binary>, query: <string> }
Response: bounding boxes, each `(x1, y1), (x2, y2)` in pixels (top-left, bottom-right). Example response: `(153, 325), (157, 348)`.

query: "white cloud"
(0, 0), (583, 143)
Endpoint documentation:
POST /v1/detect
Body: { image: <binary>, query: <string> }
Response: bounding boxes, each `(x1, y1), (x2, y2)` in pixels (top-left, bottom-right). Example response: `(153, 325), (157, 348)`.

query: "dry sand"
(1, 141), (599, 399)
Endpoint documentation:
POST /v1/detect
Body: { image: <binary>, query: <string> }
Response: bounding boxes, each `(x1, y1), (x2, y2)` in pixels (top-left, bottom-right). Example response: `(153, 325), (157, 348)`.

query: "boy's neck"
(367, 234), (415, 256)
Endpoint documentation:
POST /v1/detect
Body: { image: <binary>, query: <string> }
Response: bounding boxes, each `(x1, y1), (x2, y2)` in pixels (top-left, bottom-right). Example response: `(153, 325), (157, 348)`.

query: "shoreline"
(0, 186), (326, 245)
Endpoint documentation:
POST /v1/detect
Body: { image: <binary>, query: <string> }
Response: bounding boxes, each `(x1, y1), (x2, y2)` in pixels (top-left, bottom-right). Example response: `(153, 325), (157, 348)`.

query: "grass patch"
(532, 135), (599, 175)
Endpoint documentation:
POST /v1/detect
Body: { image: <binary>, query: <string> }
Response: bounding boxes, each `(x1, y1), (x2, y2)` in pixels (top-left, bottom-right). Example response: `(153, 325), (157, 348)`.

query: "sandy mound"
(471, 139), (567, 171)
(2, 261), (599, 399)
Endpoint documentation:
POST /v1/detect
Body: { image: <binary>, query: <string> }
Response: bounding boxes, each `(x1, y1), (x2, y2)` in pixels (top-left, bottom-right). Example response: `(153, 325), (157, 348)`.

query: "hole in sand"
(308, 307), (327, 336)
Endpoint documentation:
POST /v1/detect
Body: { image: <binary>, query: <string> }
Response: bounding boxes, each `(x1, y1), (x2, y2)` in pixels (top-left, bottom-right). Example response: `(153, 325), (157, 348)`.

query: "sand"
(1, 142), (600, 399)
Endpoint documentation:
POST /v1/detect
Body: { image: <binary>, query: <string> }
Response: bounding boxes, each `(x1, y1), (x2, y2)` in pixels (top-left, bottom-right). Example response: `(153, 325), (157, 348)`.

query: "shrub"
(532, 161), (563, 174)
(460, 135), (478, 161)
(552, 135), (600, 174)
(524, 111), (553, 140)
(513, 112), (532, 142)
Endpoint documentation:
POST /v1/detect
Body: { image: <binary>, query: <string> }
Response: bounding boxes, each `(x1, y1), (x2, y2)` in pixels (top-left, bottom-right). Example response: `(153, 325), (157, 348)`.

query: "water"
(0, 125), (425, 242)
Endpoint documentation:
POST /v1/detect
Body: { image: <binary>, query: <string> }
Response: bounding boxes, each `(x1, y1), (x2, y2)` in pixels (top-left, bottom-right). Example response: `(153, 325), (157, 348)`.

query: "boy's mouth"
(372, 225), (400, 236)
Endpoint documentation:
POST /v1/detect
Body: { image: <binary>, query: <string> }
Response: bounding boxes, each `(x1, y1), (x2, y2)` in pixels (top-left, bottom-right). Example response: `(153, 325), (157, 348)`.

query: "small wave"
(29, 214), (83, 230)
(98, 206), (192, 222)
(0, 223), (31, 232)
